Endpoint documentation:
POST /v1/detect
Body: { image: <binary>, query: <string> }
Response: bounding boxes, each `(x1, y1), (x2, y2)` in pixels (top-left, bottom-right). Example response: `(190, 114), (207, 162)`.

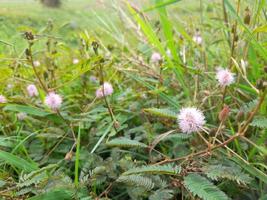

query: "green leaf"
(0, 150), (38, 172)
(106, 137), (147, 148)
(144, 108), (177, 119)
(142, 0), (181, 12)
(250, 116), (267, 128)
(184, 173), (229, 200)
(126, 73), (179, 109)
(203, 164), (252, 185)
(117, 175), (154, 190)
(149, 189), (174, 200)
(4, 104), (50, 117)
(123, 164), (181, 175)
(28, 189), (73, 200)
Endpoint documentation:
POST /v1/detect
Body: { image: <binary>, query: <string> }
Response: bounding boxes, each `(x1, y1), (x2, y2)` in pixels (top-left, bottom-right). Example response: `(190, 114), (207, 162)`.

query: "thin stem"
(27, 44), (48, 93)
(155, 91), (266, 165)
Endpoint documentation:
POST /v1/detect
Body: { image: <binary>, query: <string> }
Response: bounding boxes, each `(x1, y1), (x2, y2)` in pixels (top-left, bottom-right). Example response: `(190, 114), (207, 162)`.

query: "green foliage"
(28, 189), (73, 200)
(184, 173), (229, 200)
(0, 0), (267, 199)
(123, 164), (181, 175)
(149, 189), (174, 200)
(203, 164), (252, 185)
(144, 108), (177, 119)
(106, 137), (148, 148)
(0, 150), (38, 172)
(117, 175), (154, 190)
(250, 116), (267, 128)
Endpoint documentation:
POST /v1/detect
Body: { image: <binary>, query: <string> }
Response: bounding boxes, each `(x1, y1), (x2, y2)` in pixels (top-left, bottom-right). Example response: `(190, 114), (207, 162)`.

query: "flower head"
(216, 68), (235, 87)
(96, 82), (113, 98)
(193, 34), (202, 45)
(33, 60), (40, 67)
(177, 107), (205, 134)
(27, 84), (38, 97)
(151, 52), (162, 63)
(73, 58), (79, 64)
(17, 112), (27, 120)
(0, 95), (7, 103)
(44, 92), (62, 110)
(7, 84), (13, 89)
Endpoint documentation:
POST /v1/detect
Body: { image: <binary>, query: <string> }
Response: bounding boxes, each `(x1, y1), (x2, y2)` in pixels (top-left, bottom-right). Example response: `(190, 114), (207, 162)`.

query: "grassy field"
(0, 0), (266, 199)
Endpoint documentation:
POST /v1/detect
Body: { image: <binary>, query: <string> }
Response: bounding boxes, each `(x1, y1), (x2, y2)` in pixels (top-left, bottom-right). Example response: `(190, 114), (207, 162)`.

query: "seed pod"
(256, 79), (264, 90)
(244, 7), (251, 25)
(64, 151), (73, 161)
(114, 121), (120, 129)
(219, 105), (230, 122)
(24, 31), (34, 40)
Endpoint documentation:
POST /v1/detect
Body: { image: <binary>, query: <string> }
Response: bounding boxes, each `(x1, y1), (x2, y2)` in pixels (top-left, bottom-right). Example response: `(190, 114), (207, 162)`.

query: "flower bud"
(219, 105), (230, 122)
(244, 7), (251, 25)
(64, 151), (73, 161)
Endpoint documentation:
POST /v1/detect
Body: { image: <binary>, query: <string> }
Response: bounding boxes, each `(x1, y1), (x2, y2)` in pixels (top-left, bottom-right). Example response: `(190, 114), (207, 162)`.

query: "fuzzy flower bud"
(216, 68), (235, 87)
(27, 84), (38, 97)
(177, 107), (206, 134)
(96, 82), (113, 98)
(73, 58), (79, 64)
(151, 52), (162, 63)
(44, 92), (62, 110)
(0, 95), (7, 104)
(33, 60), (40, 67)
(193, 34), (202, 45)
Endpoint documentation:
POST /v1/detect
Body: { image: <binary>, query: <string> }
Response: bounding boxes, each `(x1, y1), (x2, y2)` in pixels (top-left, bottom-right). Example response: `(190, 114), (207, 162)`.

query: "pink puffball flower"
(27, 84), (38, 97)
(44, 92), (62, 110)
(177, 107), (206, 134)
(0, 95), (7, 103)
(33, 60), (40, 67)
(73, 58), (79, 64)
(151, 52), (162, 63)
(193, 34), (202, 45)
(96, 82), (113, 98)
(17, 112), (27, 121)
(216, 68), (235, 87)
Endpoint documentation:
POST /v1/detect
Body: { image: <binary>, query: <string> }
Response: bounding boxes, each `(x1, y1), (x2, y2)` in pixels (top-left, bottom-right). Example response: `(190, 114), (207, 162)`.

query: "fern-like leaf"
(184, 173), (229, 200)
(203, 164), (252, 185)
(144, 108), (177, 119)
(117, 175), (154, 190)
(123, 164), (181, 175)
(149, 189), (174, 200)
(250, 116), (267, 128)
(106, 137), (147, 148)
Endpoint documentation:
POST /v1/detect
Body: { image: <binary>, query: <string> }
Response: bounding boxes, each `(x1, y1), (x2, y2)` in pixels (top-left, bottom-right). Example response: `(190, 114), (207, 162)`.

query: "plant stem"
(74, 123), (81, 188)
(155, 90), (266, 165)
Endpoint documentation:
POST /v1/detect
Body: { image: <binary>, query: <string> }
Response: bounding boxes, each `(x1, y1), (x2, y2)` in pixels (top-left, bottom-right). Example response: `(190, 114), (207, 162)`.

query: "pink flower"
(73, 58), (79, 64)
(193, 34), (202, 45)
(96, 82), (113, 98)
(177, 107), (205, 134)
(33, 60), (40, 67)
(44, 92), (62, 110)
(17, 112), (27, 120)
(151, 52), (162, 63)
(216, 68), (235, 87)
(0, 95), (7, 103)
(27, 84), (38, 97)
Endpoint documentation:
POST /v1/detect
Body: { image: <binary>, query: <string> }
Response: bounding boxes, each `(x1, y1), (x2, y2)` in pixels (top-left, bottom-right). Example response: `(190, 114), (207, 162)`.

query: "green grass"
(0, 0), (266, 199)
